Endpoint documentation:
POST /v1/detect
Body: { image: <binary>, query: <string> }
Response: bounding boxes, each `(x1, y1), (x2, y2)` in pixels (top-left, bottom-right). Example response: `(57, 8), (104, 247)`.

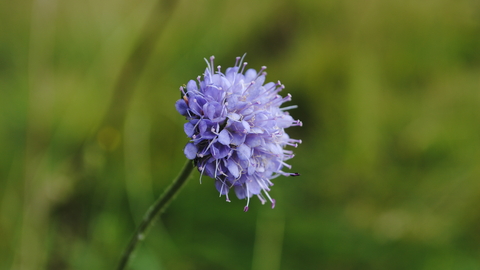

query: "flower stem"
(116, 160), (194, 270)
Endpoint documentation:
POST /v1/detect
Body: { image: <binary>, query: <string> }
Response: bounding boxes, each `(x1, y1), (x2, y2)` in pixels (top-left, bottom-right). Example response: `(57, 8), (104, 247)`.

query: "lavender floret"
(176, 55), (302, 211)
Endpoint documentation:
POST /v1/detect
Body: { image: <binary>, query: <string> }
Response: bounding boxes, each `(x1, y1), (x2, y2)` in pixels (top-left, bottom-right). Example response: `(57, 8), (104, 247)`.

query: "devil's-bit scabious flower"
(175, 55), (302, 211)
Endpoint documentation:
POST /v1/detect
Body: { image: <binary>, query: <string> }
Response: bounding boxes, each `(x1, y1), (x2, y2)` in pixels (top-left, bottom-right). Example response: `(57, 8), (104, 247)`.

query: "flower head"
(176, 55), (302, 211)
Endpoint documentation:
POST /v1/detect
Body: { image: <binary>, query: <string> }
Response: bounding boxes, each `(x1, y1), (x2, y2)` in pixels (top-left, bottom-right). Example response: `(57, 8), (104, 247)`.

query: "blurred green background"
(1, 0), (480, 269)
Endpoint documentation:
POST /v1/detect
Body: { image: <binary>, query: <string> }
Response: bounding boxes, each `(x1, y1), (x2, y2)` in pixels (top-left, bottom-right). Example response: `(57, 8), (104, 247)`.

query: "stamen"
(211, 124), (220, 134)
(191, 116), (203, 134)
(209, 56), (215, 74)
(265, 81), (282, 93)
(257, 193), (267, 204)
(244, 185), (251, 212)
(262, 190), (275, 208)
(214, 159), (219, 178)
(255, 66), (267, 80)
(235, 56), (241, 67)
(218, 177), (229, 199)
(255, 176), (270, 192)
(284, 93), (292, 102)
(240, 62), (248, 74)
(238, 53), (247, 69)
(242, 81), (256, 94)
(280, 105), (298, 111)
(286, 142), (298, 148)
(199, 137), (217, 158)
(281, 161), (292, 169)
(277, 170), (300, 177)
(291, 120), (302, 127)
(286, 139), (302, 148)
(198, 165), (206, 184)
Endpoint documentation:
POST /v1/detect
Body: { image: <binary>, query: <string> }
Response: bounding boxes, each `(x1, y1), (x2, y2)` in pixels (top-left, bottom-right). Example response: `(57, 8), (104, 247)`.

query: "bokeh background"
(1, 0), (480, 269)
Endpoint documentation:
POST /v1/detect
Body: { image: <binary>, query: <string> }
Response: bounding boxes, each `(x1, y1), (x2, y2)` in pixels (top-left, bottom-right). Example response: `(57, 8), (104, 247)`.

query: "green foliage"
(1, 0), (479, 269)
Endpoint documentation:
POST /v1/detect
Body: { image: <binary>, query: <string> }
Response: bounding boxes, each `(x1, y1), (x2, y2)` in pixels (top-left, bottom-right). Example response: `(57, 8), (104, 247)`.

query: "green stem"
(116, 160), (194, 270)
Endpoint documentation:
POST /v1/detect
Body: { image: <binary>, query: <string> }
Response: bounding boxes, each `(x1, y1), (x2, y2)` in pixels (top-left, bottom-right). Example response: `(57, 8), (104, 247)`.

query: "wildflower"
(175, 55), (302, 211)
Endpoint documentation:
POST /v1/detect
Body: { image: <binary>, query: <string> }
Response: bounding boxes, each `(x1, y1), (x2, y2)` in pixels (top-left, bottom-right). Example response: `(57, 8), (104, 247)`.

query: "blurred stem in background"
(99, 0), (179, 131)
(17, 0), (180, 268)
(15, 0), (59, 268)
(251, 210), (285, 270)
(110, 1), (183, 268)
(117, 160), (194, 270)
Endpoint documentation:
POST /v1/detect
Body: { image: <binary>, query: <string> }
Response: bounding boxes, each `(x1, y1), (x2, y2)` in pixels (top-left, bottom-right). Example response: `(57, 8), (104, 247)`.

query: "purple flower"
(176, 55), (302, 211)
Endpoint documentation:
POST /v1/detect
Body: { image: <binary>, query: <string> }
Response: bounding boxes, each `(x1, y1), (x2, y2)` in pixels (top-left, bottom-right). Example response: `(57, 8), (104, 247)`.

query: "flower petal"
(237, 144), (251, 160)
(227, 159), (240, 178)
(218, 129), (231, 145)
(184, 143), (197, 159)
(175, 99), (188, 115)
(184, 122), (195, 137)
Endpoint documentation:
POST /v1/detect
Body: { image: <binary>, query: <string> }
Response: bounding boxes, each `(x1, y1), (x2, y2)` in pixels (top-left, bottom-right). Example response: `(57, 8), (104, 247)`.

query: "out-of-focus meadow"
(1, 0), (480, 269)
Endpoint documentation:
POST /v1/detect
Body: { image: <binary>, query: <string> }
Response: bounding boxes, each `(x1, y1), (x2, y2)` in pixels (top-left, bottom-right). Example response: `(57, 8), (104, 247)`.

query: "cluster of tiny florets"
(175, 55), (302, 211)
